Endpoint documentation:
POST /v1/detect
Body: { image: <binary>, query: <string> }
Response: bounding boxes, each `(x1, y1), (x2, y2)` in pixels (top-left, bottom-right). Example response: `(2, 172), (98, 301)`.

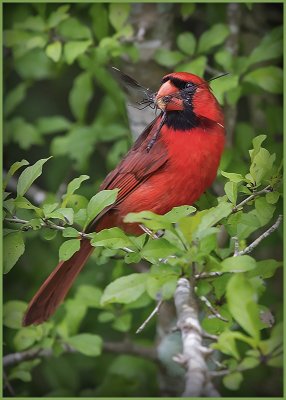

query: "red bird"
(23, 72), (225, 326)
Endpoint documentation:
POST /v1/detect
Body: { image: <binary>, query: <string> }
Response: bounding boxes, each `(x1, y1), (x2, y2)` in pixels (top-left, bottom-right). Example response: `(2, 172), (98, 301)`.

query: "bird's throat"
(165, 108), (199, 131)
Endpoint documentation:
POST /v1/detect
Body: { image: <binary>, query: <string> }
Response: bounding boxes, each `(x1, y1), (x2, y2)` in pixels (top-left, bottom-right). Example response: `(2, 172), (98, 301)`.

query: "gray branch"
(3, 340), (157, 368)
(235, 214), (282, 257)
(174, 278), (220, 397)
(232, 185), (272, 213)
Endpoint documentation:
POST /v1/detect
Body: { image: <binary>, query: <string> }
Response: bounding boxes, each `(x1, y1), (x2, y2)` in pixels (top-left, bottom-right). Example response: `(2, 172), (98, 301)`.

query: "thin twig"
(202, 331), (219, 341)
(4, 216), (89, 238)
(235, 215), (282, 256)
(232, 185), (272, 213)
(195, 271), (223, 280)
(136, 298), (163, 334)
(232, 236), (240, 256)
(3, 370), (15, 396)
(3, 340), (157, 368)
(199, 296), (228, 322)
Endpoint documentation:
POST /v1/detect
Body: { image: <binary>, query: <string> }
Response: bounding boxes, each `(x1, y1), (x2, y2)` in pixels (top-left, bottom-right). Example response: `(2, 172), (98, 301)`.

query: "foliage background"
(3, 2), (283, 397)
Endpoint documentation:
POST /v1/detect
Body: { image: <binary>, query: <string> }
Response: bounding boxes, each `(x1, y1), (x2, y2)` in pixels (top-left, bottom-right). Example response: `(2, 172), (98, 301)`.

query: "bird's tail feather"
(23, 239), (93, 326)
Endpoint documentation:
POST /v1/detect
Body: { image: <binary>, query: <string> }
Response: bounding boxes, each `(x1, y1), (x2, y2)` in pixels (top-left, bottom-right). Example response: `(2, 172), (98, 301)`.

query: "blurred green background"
(3, 3), (283, 397)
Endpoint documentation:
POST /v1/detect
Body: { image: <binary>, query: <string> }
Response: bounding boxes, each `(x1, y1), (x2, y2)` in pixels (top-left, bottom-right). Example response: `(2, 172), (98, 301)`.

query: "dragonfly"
(110, 66), (229, 151)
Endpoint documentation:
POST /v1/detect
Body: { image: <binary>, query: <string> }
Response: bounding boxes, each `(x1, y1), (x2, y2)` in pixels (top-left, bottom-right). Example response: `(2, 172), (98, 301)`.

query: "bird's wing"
(86, 115), (168, 231)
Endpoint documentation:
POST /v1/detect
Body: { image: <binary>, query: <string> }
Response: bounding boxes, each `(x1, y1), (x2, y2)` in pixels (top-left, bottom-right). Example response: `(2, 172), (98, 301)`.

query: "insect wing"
(110, 67), (154, 107)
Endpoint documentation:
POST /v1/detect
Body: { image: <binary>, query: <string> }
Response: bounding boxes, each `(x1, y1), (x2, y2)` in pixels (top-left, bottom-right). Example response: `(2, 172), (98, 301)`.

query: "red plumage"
(23, 72), (225, 326)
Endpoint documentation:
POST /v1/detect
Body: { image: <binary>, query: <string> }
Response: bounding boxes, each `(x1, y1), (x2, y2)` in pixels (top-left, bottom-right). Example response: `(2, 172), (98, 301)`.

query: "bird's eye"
(185, 82), (194, 89)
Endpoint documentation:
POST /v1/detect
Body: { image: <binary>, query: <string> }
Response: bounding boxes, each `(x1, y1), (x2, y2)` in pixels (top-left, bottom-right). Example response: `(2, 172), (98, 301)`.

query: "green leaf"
(164, 205), (196, 223)
(75, 285), (102, 308)
(90, 227), (135, 250)
(46, 208), (74, 225)
(85, 189), (118, 228)
(239, 356), (259, 370)
(224, 181), (237, 204)
(223, 372), (243, 391)
(220, 255), (256, 273)
(17, 157), (52, 196)
(247, 26), (282, 67)
(214, 50), (233, 71)
(243, 66), (283, 94)
(112, 313), (132, 332)
(69, 72), (93, 121)
(226, 274), (261, 341)
(212, 330), (240, 359)
(58, 298), (87, 337)
(43, 203), (58, 215)
(146, 275), (177, 300)
(3, 159), (29, 190)
(265, 191), (280, 204)
(14, 327), (40, 351)
(59, 239), (80, 261)
(247, 259), (282, 279)
(4, 30), (36, 47)
(101, 273), (147, 305)
(36, 116), (71, 135)
(124, 210), (171, 231)
(47, 5), (70, 28)
(64, 40), (92, 65)
(98, 311), (115, 323)
(46, 41), (62, 62)
(14, 196), (42, 214)
(254, 197), (275, 226)
(175, 56), (207, 77)
(5, 117), (42, 149)
(177, 32), (196, 55)
(66, 333), (102, 357)
(195, 201), (232, 239)
(58, 17), (91, 40)
(63, 227), (80, 238)
(227, 211), (260, 240)
(109, 3), (130, 31)
(154, 49), (186, 68)
(4, 232), (25, 273)
(90, 4), (109, 40)
(3, 301), (27, 329)
(198, 23), (229, 53)
(66, 195), (88, 214)
(221, 171), (244, 183)
(180, 3), (195, 19)
(14, 15), (46, 32)
(250, 134), (267, 159)
(62, 175), (89, 207)
(250, 147), (276, 186)
(210, 75), (239, 104)
(4, 82), (29, 117)
(141, 239), (179, 263)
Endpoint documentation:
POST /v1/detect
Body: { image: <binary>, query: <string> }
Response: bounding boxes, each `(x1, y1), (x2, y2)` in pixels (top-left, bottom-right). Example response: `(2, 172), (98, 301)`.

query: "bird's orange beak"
(155, 80), (183, 111)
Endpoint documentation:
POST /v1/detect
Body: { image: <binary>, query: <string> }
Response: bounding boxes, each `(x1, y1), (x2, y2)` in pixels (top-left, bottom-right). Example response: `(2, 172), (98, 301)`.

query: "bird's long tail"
(23, 239), (93, 326)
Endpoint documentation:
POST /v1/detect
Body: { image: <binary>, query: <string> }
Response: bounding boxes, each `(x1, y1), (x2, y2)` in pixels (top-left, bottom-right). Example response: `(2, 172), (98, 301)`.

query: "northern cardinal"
(23, 72), (225, 326)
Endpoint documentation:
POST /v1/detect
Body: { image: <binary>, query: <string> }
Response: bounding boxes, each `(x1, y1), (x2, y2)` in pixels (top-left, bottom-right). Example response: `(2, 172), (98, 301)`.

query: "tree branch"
(136, 298), (163, 334)
(3, 340), (157, 368)
(199, 295), (228, 322)
(174, 278), (220, 397)
(232, 185), (272, 213)
(5, 216), (67, 233)
(235, 214), (282, 256)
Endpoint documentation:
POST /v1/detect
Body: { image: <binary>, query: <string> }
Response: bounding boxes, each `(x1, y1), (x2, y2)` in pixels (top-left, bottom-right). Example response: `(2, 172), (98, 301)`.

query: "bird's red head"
(155, 72), (223, 125)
